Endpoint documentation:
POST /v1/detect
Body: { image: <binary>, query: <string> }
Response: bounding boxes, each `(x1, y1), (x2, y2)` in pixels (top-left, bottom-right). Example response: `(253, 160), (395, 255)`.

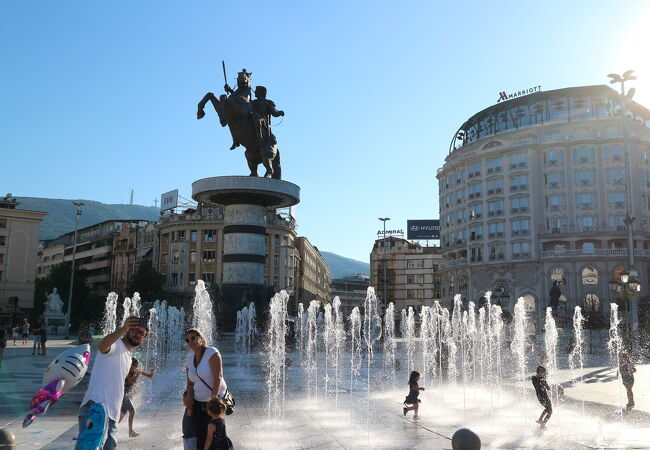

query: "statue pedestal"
(192, 176), (300, 328)
(44, 314), (67, 336)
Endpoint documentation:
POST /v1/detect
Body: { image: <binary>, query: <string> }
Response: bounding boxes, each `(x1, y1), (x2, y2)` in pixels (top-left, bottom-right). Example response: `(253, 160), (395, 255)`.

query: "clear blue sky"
(2, 1), (650, 262)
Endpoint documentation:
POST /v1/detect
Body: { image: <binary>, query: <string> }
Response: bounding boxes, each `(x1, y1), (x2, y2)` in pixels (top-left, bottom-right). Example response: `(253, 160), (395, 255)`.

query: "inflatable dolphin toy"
(23, 344), (91, 427)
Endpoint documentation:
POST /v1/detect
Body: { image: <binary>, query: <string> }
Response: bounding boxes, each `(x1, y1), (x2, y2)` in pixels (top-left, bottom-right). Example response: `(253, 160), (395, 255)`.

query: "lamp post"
(65, 201), (84, 339)
(378, 217), (390, 311)
(607, 70), (639, 337)
(609, 269), (641, 351)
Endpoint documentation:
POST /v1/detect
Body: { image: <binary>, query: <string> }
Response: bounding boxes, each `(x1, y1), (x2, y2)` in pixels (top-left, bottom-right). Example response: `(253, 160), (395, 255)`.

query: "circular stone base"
(192, 176), (300, 208)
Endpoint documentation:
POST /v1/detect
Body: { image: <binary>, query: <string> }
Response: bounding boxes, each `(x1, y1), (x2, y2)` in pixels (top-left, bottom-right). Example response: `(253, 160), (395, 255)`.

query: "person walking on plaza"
(21, 319), (29, 346)
(532, 366), (552, 427)
(37, 315), (47, 356)
(31, 318), (42, 355)
(11, 324), (18, 345)
(619, 353), (636, 410)
(77, 316), (148, 449)
(403, 370), (425, 419)
(184, 328), (228, 450)
(119, 357), (155, 437)
(203, 396), (232, 450)
(0, 326), (7, 368)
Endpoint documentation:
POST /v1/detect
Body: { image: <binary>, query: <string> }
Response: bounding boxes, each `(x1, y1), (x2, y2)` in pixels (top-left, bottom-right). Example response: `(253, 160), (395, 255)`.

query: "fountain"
(296, 303), (305, 355)
(511, 297), (528, 421)
(192, 280), (215, 345)
(384, 302), (397, 385)
(404, 306), (415, 375)
(266, 290), (288, 421)
(348, 306), (362, 413)
(306, 300), (320, 399)
(235, 303), (256, 354)
(102, 292), (118, 334)
(332, 296), (345, 407)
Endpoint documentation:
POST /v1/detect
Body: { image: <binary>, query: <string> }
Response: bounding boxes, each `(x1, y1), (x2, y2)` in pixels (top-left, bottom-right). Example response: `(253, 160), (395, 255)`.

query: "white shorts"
(33, 335), (41, 343)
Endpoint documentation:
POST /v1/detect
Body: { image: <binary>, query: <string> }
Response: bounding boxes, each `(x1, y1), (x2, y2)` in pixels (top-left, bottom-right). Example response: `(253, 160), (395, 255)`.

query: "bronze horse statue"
(197, 68), (282, 179)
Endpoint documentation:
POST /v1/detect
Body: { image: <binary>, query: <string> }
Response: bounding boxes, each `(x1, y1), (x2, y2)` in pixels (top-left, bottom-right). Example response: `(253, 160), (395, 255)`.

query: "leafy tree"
(33, 262), (90, 328)
(126, 260), (166, 302)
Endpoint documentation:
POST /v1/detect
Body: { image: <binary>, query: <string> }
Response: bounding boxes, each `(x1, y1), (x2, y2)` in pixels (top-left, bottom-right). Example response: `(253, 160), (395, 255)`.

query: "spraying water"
(306, 300), (320, 399)
(266, 291), (288, 421)
(332, 297), (345, 407)
(349, 306), (362, 415)
(512, 297), (528, 421)
(120, 297), (132, 326)
(192, 280), (215, 345)
(296, 303), (305, 356)
(383, 302), (397, 386)
(405, 306), (415, 375)
(544, 307), (559, 406)
(102, 292), (118, 334)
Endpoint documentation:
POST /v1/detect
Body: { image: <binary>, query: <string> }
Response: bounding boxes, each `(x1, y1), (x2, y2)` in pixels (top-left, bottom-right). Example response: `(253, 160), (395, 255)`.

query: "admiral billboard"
(407, 219), (440, 240)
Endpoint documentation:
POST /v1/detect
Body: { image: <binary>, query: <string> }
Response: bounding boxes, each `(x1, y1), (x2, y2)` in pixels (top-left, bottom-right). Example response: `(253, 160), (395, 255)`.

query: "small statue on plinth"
(197, 63), (284, 179)
(548, 281), (561, 315)
(45, 288), (64, 315)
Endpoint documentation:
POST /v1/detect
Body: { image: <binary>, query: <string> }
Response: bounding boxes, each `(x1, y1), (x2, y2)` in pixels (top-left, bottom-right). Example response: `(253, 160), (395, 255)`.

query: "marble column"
(222, 204), (267, 285)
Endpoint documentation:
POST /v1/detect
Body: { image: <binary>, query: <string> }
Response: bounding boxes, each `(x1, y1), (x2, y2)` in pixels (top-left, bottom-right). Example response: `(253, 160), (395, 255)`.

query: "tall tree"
(126, 260), (166, 302)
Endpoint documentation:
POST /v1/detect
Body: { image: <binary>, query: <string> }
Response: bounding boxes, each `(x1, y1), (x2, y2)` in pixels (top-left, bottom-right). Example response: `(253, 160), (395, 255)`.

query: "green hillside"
(16, 197), (160, 240)
(320, 251), (369, 279)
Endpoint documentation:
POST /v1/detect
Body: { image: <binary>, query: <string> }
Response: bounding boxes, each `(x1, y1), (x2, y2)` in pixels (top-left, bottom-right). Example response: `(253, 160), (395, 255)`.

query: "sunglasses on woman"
(185, 335), (199, 343)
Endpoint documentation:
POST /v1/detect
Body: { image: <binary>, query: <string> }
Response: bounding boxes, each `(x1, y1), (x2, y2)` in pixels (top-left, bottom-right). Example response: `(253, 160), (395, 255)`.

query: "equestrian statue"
(197, 63), (285, 179)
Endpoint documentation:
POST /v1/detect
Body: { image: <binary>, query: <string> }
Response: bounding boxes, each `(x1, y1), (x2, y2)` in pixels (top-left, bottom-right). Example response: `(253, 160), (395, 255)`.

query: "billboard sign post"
(160, 189), (179, 211)
(407, 219), (440, 240)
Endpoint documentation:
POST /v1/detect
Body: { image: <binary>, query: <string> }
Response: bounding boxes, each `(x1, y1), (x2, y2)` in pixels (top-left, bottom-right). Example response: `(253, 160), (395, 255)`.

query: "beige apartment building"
(369, 237), (442, 313)
(156, 204), (301, 303)
(111, 221), (157, 297)
(0, 194), (46, 310)
(38, 220), (155, 297)
(437, 84), (650, 329)
(295, 236), (331, 310)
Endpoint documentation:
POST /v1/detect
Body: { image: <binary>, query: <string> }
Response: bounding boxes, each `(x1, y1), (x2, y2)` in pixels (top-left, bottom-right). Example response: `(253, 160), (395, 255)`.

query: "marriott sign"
(497, 85), (542, 103)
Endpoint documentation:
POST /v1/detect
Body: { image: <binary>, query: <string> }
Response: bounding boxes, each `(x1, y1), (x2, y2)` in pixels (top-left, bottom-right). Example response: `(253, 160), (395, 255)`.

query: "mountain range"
(16, 197), (369, 278)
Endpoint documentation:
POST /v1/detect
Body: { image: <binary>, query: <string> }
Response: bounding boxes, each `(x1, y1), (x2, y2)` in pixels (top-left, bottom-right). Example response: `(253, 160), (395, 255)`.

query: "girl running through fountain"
(204, 396), (232, 450)
(403, 370), (425, 418)
(119, 357), (156, 437)
(532, 366), (552, 427)
(619, 353), (636, 410)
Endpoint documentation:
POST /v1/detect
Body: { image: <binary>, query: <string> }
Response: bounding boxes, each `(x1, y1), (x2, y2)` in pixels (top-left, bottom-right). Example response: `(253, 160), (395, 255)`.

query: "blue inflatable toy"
(75, 403), (108, 450)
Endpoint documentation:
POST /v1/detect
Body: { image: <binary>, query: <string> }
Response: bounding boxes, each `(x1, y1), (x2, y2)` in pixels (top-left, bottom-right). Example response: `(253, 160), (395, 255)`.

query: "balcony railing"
(540, 248), (650, 258)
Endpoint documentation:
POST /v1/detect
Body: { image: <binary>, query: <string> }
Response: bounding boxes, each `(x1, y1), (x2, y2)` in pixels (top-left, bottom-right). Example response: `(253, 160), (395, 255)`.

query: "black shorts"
(121, 396), (135, 414)
(538, 395), (552, 412)
(22, 333), (29, 339)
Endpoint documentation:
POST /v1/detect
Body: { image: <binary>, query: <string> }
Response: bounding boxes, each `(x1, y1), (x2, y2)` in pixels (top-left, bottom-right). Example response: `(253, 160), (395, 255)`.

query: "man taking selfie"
(77, 316), (148, 449)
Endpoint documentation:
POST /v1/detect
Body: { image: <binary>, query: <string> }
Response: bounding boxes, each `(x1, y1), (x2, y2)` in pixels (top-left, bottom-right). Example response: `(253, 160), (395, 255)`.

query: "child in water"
(403, 370), (425, 419)
(532, 366), (552, 427)
(619, 353), (636, 410)
(119, 357), (155, 437)
(204, 396), (232, 450)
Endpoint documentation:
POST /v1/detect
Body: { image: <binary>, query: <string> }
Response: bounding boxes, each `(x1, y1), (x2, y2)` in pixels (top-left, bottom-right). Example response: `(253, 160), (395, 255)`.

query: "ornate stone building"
(436, 85), (650, 329)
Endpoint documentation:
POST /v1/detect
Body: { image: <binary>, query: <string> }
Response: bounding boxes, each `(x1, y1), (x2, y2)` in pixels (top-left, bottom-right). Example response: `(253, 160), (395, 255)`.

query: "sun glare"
(618, 12), (650, 106)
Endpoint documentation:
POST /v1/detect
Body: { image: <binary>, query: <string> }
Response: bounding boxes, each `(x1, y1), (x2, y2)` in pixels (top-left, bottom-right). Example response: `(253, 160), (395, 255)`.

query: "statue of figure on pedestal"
(548, 281), (561, 314)
(197, 63), (284, 179)
(45, 288), (64, 315)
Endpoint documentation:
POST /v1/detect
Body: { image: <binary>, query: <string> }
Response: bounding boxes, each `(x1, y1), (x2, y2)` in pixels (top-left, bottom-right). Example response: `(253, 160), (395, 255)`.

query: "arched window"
(582, 267), (599, 285)
(584, 293), (600, 312)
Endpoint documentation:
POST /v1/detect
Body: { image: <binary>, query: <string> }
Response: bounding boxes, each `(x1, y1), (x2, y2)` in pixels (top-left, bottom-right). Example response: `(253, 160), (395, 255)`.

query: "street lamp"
(378, 217), (390, 311)
(609, 269), (642, 350)
(65, 201), (84, 339)
(608, 70), (640, 339)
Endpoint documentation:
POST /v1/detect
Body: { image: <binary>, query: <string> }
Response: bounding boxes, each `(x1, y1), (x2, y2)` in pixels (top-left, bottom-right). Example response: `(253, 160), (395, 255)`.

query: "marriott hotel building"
(436, 85), (650, 328)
